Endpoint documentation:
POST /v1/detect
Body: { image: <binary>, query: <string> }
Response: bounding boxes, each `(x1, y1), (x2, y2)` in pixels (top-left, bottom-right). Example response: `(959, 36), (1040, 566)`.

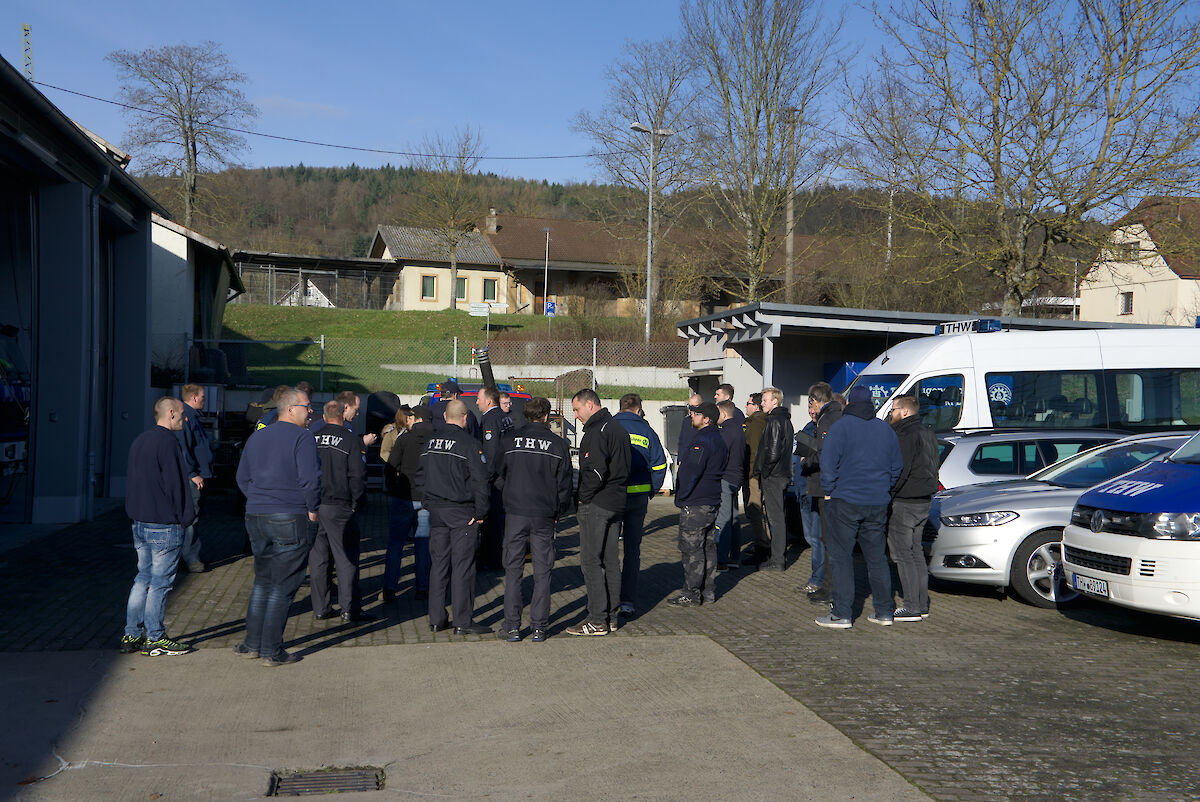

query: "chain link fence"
(231, 264), (392, 309)
(188, 337), (688, 400)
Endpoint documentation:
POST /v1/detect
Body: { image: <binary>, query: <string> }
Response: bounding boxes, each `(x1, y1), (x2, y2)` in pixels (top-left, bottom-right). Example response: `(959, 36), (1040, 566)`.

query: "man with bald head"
(310, 399), (375, 623)
(121, 397), (195, 657)
(416, 398), (492, 635)
(236, 387), (322, 666)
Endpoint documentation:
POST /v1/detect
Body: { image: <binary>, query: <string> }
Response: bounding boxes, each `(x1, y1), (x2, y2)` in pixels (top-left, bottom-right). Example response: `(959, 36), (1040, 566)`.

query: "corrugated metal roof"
(376, 225), (500, 265)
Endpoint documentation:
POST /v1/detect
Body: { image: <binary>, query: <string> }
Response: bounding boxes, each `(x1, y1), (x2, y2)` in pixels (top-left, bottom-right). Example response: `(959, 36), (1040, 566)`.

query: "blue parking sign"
(546, 301), (556, 316)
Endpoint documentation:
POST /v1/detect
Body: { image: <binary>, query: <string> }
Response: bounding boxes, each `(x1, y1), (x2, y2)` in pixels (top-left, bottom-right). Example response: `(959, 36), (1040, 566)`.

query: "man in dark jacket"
(676, 391), (704, 459)
(753, 387), (794, 571)
(741, 393), (769, 564)
(816, 385), (902, 629)
(613, 393), (667, 616)
(310, 400), (374, 623)
(477, 386), (509, 570)
(887, 395), (939, 622)
(430, 380), (481, 439)
(176, 383), (212, 574)
(236, 387), (322, 666)
(567, 389), (630, 636)
(122, 397), (194, 657)
(382, 405), (434, 603)
(794, 382), (843, 602)
(670, 402), (728, 606)
(494, 396), (573, 642)
(714, 400), (746, 569)
(417, 399), (492, 635)
(714, 383), (745, 427)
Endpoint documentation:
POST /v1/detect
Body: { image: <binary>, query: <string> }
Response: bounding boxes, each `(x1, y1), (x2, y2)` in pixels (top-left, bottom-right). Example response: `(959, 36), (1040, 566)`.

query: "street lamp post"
(784, 107), (800, 304)
(631, 121), (674, 345)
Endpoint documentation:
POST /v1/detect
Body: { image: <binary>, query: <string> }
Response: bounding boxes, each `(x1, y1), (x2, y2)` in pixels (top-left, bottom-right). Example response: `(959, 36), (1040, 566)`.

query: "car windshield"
(846, 374), (907, 412)
(1167, 431), (1200, 464)
(1028, 440), (1177, 488)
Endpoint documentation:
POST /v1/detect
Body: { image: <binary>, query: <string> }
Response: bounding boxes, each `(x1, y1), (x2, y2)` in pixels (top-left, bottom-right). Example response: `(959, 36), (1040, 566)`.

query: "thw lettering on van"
(1093, 478), (1164, 498)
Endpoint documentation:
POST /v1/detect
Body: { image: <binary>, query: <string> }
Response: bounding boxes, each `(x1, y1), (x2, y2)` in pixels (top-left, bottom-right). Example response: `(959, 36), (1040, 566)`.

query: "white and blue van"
(1061, 431), (1200, 621)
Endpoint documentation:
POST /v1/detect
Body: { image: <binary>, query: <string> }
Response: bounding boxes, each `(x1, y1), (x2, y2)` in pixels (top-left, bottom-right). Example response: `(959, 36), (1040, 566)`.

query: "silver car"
(929, 433), (1192, 607)
(936, 429), (1123, 489)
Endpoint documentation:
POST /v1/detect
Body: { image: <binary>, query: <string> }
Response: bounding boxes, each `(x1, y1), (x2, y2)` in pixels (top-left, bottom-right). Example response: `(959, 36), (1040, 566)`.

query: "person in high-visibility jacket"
(613, 393), (668, 617)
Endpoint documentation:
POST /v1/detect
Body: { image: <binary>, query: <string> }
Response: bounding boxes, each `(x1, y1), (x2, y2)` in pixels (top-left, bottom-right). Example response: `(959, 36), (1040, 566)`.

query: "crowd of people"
(119, 377), (939, 664)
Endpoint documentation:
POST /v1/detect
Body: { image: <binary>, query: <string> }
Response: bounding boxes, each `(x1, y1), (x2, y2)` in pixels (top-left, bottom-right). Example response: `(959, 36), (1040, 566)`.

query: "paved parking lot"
(2, 492), (1197, 800)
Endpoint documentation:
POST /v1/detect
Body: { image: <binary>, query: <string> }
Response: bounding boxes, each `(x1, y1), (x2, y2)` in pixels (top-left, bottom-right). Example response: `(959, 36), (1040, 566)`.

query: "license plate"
(1072, 573), (1109, 597)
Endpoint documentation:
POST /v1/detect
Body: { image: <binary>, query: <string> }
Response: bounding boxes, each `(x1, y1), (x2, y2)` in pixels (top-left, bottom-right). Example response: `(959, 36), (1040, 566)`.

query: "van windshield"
(846, 374), (907, 411)
(1167, 432), (1200, 464)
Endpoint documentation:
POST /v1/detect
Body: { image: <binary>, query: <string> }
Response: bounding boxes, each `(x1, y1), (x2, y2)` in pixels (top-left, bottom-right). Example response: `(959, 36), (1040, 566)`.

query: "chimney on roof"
(486, 208), (498, 234)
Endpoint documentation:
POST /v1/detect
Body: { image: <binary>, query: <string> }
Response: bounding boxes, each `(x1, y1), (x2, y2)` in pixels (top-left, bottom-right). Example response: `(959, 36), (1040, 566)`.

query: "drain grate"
(269, 768), (383, 796)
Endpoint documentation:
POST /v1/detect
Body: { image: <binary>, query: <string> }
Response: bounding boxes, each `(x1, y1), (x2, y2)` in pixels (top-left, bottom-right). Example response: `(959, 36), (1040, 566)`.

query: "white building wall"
(1080, 225), (1198, 325)
(149, 222), (194, 368)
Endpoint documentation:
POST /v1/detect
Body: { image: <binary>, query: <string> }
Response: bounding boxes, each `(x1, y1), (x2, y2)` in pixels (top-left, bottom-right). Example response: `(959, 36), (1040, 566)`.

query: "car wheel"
(1009, 529), (1079, 608)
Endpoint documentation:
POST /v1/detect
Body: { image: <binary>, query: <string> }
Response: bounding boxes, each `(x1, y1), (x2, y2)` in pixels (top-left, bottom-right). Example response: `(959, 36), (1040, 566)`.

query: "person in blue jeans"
(122, 397), (195, 657)
(383, 405), (434, 602)
(793, 418), (825, 593)
(235, 387), (322, 666)
(816, 385), (902, 629)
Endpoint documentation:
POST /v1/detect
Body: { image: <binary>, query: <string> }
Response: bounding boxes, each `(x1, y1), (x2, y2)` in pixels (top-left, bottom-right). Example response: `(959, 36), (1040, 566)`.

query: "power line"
(34, 80), (621, 162)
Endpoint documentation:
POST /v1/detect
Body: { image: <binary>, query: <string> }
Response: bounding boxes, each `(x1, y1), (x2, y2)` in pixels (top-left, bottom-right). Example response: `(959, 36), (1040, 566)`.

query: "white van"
(846, 322), (1200, 432)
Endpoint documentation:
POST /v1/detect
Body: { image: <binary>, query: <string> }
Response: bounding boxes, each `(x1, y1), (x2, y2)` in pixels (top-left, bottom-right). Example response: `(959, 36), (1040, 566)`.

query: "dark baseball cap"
(441, 380), (461, 395)
(693, 402), (720, 424)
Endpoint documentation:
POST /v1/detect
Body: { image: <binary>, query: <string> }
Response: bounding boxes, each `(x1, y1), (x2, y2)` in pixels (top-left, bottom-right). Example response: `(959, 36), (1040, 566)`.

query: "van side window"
(913, 374), (964, 431)
(1113, 369), (1200, 426)
(986, 371), (1103, 428)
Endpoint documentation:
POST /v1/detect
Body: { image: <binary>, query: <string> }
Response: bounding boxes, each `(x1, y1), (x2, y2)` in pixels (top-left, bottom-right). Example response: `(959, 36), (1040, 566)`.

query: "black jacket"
(495, 421), (573, 519)
(753, 407), (794, 480)
(797, 401), (843, 496)
(675, 424), (728, 507)
(126, 425), (195, 526)
(313, 422), (366, 509)
(385, 420), (433, 501)
(744, 410), (767, 475)
(890, 414), (940, 500)
(718, 419), (746, 488)
(415, 423), (490, 518)
(577, 408), (631, 512)
(479, 405), (510, 473)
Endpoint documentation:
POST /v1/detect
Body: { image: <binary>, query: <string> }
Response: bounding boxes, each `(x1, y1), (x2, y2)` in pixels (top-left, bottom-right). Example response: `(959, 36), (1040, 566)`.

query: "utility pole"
(784, 108), (800, 303)
(631, 121), (674, 344)
(22, 24), (32, 82)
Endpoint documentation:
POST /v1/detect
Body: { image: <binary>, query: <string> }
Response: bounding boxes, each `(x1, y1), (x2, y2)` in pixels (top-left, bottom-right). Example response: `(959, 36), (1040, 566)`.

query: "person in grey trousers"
(886, 395), (939, 622)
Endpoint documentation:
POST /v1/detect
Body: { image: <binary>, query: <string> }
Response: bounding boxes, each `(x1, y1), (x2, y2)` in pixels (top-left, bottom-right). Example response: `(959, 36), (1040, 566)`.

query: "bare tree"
(848, 0), (1200, 316)
(408, 127), (487, 311)
(572, 38), (701, 314)
(106, 41), (257, 227)
(683, 0), (845, 303)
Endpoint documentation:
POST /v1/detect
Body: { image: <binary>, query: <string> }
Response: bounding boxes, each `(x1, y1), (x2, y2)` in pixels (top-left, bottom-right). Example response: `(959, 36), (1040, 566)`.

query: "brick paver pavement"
(2, 492), (1197, 799)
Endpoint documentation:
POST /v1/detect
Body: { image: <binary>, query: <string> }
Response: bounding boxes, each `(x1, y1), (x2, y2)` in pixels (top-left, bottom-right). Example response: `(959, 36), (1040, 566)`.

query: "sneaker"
(565, 621), (608, 637)
(807, 588), (832, 605)
(815, 615), (853, 629)
(617, 602), (636, 617)
(119, 634), (145, 654)
(500, 628), (522, 642)
(868, 613), (894, 626)
(186, 561), (206, 573)
(921, 607), (930, 619)
(530, 628), (548, 642)
(758, 561), (785, 572)
(799, 583), (821, 594)
(668, 593), (701, 607)
(232, 643), (259, 658)
(260, 649), (301, 667)
(608, 620), (618, 632)
(893, 607), (923, 623)
(142, 636), (191, 656)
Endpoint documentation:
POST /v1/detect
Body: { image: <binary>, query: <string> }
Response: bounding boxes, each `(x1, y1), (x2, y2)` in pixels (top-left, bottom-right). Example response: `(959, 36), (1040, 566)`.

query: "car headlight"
(940, 511), (1019, 527)
(1147, 512), (1200, 540)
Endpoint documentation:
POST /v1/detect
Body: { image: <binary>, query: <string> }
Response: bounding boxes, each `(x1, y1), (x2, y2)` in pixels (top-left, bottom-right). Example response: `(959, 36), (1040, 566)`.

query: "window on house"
(483, 278), (498, 302)
(455, 277), (467, 300)
(421, 275), (436, 300)
(1119, 291), (1133, 315)
(1110, 242), (1141, 262)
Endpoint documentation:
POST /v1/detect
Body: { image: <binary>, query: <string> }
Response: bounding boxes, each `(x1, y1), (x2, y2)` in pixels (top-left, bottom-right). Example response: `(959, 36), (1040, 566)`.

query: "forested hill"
(137, 165), (882, 258)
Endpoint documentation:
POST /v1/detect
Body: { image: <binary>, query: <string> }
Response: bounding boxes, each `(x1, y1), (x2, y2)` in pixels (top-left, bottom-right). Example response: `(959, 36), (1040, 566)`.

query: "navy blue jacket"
(819, 402), (902, 505)
(237, 421), (322, 514)
(312, 422), (366, 509)
(126, 425), (195, 526)
(495, 421), (574, 519)
(614, 410), (667, 496)
(431, 397), (482, 439)
(176, 403), (213, 479)
(717, 418), (746, 488)
(675, 424), (727, 507)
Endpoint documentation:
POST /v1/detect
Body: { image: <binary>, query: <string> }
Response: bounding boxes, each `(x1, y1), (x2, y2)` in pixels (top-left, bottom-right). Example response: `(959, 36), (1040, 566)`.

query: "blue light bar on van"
(935, 318), (1003, 335)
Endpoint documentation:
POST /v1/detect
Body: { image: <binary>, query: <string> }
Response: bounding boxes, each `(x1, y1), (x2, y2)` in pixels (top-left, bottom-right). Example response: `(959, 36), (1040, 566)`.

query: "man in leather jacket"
(752, 387), (794, 571)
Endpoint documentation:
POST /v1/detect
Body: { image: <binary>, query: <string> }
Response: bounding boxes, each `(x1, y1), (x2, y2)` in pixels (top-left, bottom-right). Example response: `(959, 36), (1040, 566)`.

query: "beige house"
(368, 226), (512, 311)
(1081, 197), (1200, 326)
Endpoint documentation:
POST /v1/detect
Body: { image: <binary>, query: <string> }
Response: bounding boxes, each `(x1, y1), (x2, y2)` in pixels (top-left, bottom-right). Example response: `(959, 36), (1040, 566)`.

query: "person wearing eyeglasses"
(235, 388), (322, 666)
